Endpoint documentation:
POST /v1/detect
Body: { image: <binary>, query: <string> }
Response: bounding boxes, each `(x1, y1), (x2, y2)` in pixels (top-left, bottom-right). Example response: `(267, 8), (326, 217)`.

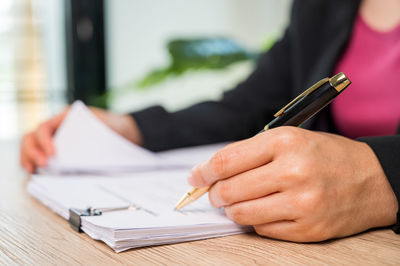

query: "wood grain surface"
(1, 139), (399, 265)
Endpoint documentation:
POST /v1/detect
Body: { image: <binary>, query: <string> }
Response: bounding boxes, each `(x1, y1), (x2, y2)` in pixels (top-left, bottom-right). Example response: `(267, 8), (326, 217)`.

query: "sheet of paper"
(41, 101), (162, 173)
(41, 101), (226, 174)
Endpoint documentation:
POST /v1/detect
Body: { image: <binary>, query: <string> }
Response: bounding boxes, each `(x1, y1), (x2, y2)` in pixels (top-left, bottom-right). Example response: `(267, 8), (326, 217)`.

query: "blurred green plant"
(137, 37), (258, 88)
(91, 36), (275, 108)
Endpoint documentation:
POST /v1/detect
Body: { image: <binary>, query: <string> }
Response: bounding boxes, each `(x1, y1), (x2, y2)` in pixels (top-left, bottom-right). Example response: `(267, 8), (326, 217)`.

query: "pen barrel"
(267, 82), (341, 129)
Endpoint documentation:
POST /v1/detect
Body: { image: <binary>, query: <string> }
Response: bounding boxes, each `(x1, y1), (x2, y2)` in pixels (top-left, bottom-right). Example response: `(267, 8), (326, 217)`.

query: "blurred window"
(0, 0), (47, 139)
(0, 0), (16, 101)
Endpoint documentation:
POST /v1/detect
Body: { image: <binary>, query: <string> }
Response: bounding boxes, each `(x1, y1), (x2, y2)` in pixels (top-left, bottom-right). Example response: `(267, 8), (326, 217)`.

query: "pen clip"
(274, 78), (329, 117)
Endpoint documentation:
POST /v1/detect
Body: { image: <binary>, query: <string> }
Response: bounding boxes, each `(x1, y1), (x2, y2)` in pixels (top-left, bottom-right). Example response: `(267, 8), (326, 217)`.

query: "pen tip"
(175, 196), (192, 211)
(174, 202), (184, 211)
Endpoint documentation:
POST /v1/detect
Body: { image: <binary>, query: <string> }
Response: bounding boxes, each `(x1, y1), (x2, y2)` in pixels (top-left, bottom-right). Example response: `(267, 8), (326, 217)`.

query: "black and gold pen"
(175, 72), (351, 210)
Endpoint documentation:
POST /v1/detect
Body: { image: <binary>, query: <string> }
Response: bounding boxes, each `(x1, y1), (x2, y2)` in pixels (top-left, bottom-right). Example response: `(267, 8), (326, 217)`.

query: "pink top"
(331, 14), (400, 139)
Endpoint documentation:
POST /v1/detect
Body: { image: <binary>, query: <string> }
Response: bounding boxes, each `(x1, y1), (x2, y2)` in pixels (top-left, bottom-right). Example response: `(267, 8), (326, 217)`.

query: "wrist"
(118, 114), (143, 146)
(90, 107), (143, 146)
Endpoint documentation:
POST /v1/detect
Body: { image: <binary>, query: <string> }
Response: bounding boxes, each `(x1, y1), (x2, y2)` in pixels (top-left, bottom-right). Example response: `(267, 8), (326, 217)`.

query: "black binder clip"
(69, 206), (132, 232)
(69, 207), (102, 232)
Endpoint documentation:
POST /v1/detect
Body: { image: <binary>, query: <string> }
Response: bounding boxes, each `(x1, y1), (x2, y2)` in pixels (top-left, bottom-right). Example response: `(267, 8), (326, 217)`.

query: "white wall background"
(105, 0), (292, 112)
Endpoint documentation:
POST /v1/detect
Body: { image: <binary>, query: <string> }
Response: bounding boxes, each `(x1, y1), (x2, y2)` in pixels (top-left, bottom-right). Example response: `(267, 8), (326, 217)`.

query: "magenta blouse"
(332, 14), (400, 139)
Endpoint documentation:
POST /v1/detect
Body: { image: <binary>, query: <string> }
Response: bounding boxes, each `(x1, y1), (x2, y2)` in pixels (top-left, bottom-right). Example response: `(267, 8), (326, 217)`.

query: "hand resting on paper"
(188, 126), (398, 242)
(20, 107), (143, 173)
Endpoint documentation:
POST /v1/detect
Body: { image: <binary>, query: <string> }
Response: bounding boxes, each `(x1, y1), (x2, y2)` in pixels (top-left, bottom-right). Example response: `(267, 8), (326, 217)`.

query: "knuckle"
(286, 159), (314, 183)
(296, 191), (324, 214)
(273, 127), (300, 148)
(210, 150), (229, 177)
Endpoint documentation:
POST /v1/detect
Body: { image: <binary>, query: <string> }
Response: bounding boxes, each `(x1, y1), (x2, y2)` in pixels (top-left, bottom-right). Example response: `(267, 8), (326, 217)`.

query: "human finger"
(253, 220), (327, 242)
(22, 159), (34, 173)
(25, 133), (48, 167)
(20, 144), (34, 173)
(253, 221), (300, 241)
(208, 161), (283, 208)
(188, 131), (277, 187)
(224, 192), (297, 226)
(35, 123), (55, 156)
(36, 108), (69, 156)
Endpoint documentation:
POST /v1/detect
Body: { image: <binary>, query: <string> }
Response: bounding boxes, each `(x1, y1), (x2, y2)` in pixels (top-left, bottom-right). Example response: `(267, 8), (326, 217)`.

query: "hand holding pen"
(176, 72), (351, 209)
(175, 73), (398, 242)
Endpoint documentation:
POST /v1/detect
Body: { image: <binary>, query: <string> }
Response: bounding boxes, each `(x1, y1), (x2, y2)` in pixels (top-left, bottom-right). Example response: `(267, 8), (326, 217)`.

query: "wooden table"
(1, 139), (399, 265)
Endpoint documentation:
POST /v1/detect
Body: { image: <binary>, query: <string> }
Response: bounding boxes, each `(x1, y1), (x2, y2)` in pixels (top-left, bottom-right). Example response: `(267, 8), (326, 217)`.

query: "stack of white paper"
(28, 171), (251, 252)
(28, 101), (249, 252)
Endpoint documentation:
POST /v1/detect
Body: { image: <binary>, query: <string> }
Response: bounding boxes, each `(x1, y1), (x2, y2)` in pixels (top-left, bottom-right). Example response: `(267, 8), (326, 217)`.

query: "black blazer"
(132, 0), (400, 230)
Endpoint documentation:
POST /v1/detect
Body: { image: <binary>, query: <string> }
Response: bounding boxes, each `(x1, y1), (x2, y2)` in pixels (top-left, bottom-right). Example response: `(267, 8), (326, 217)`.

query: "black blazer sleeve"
(131, 29), (293, 151)
(359, 135), (400, 233)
